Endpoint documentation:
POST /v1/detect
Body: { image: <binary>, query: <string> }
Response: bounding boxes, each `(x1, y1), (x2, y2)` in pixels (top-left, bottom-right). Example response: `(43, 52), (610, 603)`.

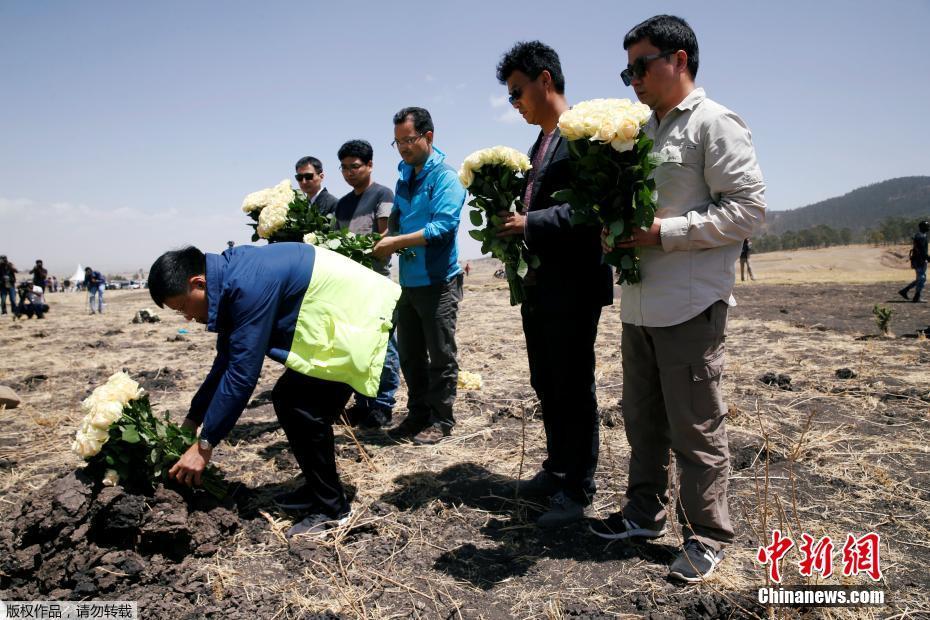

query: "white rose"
(89, 399), (124, 429)
(241, 188), (270, 213)
(102, 469), (120, 487)
(72, 434), (104, 459)
(303, 232), (318, 245)
(105, 372), (144, 405)
(257, 203), (289, 238)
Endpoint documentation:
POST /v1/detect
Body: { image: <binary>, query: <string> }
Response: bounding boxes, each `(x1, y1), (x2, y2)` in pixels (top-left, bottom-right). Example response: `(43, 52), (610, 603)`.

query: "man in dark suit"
(294, 156), (339, 214)
(495, 41), (613, 528)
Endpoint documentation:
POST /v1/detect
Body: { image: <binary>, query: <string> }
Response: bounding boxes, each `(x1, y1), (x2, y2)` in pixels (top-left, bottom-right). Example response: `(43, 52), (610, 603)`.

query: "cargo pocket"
(690, 348), (726, 424)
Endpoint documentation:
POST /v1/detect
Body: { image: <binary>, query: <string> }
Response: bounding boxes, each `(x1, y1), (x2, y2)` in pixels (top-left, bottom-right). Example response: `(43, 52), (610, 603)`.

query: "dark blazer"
(523, 128), (614, 310)
(313, 188), (339, 215)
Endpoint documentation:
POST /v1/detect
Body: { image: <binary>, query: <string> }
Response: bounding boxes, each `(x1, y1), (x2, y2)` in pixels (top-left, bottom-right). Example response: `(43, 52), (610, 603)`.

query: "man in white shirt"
(590, 14), (765, 583)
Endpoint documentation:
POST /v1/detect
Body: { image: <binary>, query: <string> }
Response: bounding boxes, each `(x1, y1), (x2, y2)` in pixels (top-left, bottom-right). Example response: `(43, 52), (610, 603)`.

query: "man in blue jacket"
(84, 266), (106, 314)
(372, 107), (466, 440)
(148, 243), (400, 537)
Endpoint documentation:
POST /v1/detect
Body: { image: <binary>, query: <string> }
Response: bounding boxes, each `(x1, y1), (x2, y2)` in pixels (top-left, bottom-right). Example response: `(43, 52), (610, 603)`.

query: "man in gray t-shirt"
(336, 139), (400, 427)
(335, 140), (394, 276)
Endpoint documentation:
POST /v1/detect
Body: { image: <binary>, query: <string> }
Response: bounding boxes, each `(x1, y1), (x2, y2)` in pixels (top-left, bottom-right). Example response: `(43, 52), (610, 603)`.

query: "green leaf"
(468, 230), (484, 241)
(469, 210), (483, 226)
(620, 255), (634, 270)
(609, 220), (625, 237)
(121, 426), (141, 444)
(527, 254), (541, 269)
(516, 259), (529, 279)
(551, 189), (575, 204)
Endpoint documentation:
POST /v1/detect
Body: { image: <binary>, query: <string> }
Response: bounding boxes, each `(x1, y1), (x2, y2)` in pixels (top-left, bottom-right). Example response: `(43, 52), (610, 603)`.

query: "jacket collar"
(397, 146), (447, 184)
(205, 252), (227, 333)
(647, 87), (706, 130)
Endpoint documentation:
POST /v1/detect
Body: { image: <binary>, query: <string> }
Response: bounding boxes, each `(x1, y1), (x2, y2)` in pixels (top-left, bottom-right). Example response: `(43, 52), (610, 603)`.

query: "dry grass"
(1, 249), (928, 618)
(739, 244), (913, 285)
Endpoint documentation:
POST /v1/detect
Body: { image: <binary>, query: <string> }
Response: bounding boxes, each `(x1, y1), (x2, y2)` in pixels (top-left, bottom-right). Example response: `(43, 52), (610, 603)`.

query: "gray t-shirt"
(336, 183), (394, 276)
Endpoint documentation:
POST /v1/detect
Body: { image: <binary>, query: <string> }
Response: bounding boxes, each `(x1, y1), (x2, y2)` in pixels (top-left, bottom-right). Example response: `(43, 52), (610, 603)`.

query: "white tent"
(68, 264), (84, 289)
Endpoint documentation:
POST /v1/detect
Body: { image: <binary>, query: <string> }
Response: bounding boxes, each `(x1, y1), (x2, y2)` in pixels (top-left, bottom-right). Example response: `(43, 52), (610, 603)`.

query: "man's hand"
(372, 236), (398, 261)
(495, 210), (526, 237)
(168, 442), (212, 487)
(611, 217), (663, 249)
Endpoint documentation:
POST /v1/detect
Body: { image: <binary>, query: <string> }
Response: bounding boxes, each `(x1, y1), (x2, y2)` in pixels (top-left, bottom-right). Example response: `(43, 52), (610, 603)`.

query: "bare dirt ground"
(1, 245), (928, 619)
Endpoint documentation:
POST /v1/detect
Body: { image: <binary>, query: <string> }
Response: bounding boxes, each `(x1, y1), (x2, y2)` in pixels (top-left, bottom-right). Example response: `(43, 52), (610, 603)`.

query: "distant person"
(0, 255), (17, 315)
(594, 15), (765, 583)
(29, 260), (47, 302)
(295, 156), (339, 215)
(13, 282), (48, 319)
(899, 220), (928, 303)
(740, 238), (755, 281)
(334, 139), (400, 429)
(227, 241), (235, 250)
(463, 261), (471, 277)
(84, 267), (106, 314)
(148, 243), (400, 537)
(372, 107), (466, 441)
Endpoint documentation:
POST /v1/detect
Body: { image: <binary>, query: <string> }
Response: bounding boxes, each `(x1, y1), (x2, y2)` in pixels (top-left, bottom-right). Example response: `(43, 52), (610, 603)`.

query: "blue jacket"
(393, 147), (465, 287)
(187, 243), (399, 444)
(84, 271), (105, 291)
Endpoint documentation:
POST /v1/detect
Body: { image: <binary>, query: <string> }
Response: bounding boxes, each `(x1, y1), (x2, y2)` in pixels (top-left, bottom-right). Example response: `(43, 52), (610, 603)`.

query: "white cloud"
(424, 74), (436, 82)
(495, 108), (523, 124)
(489, 94), (508, 108)
(0, 197), (244, 274)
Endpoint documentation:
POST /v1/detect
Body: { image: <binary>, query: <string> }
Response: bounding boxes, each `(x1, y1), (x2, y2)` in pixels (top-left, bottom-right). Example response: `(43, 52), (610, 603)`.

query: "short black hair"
(148, 246), (206, 308)
(393, 107), (434, 134)
(623, 15), (699, 79)
(85, 267), (91, 271)
(338, 139), (374, 163)
(920, 221), (929, 233)
(294, 156), (323, 173)
(496, 41), (566, 94)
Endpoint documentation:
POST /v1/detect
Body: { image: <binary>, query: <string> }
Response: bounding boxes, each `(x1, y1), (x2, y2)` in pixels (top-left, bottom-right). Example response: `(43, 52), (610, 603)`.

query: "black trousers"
(521, 300), (602, 503)
(272, 369), (353, 517)
(396, 274), (463, 430)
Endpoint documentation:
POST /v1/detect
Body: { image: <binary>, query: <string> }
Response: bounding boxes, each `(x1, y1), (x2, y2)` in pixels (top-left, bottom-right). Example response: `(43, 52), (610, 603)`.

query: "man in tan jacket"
(591, 15), (765, 583)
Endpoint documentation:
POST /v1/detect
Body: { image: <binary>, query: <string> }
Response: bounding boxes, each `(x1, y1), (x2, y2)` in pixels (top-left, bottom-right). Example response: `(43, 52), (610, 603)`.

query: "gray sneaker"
(286, 510), (352, 539)
(536, 491), (590, 529)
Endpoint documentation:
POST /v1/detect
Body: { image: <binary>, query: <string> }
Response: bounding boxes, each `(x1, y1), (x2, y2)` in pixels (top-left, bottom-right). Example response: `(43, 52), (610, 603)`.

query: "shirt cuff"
(659, 216), (690, 252)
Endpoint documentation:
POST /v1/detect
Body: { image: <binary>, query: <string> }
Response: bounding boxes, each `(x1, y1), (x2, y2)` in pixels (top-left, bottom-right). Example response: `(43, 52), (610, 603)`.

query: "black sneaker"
(536, 491), (590, 528)
(589, 511), (667, 540)
(411, 423), (453, 444)
(899, 288), (910, 301)
(512, 470), (564, 499)
(273, 486), (316, 511)
(358, 407), (392, 429)
(387, 418), (431, 440)
(668, 539), (725, 583)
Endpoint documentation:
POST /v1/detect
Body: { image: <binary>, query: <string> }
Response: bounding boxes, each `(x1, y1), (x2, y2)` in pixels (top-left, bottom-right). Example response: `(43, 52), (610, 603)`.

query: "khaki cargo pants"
(620, 300), (734, 551)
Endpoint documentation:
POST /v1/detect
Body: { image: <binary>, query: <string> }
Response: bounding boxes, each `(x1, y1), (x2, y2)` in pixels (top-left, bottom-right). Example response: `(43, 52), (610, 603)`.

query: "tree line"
(752, 216), (929, 253)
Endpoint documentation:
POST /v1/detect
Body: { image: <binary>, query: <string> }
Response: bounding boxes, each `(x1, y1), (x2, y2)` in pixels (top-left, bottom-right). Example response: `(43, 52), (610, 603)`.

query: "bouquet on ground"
(555, 98), (658, 284)
(241, 180), (410, 270)
(72, 372), (226, 498)
(459, 146), (538, 305)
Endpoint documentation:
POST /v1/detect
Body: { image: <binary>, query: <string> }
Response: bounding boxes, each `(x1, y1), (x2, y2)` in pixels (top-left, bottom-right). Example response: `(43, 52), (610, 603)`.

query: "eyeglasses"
(620, 49), (678, 86)
(391, 134), (424, 149)
(508, 86), (525, 105)
(339, 163), (366, 171)
(295, 173), (317, 182)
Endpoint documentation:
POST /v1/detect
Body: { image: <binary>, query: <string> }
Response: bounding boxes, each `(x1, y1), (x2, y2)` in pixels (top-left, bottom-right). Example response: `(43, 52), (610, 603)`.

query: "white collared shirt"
(620, 88), (766, 327)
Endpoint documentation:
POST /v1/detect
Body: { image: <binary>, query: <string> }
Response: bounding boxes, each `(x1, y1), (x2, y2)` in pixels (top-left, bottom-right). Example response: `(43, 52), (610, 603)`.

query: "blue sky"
(1, 1), (928, 273)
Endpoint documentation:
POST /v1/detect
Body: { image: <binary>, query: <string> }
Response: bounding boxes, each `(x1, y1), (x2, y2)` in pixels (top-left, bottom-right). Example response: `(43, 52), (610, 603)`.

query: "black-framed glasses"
(620, 49), (678, 86)
(295, 172), (317, 182)
(339, 162), (366, 172)
(391, 134), (424, 149)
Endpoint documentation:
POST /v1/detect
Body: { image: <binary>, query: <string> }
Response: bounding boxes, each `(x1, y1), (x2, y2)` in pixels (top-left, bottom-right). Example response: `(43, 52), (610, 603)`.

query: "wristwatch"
(198, 437), (214, 451)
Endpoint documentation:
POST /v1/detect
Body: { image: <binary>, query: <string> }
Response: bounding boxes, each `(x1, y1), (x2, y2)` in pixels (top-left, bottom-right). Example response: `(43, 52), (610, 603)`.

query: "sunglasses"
(508, 86), (525, 105)
(620, 49), (678, 86)
(294, 172), (317, 182)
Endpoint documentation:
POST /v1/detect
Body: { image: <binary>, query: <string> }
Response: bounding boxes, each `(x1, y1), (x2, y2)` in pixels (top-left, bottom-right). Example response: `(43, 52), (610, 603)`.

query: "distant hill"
(765, 176), (930, 235)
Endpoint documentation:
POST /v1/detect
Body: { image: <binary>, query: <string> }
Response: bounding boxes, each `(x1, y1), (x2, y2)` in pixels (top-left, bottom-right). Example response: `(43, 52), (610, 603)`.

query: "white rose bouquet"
(555, 98), (659, 284)
(459, 146), (538, 305)
(72, 372), (226, 498)
(242, 181), (411, 270)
